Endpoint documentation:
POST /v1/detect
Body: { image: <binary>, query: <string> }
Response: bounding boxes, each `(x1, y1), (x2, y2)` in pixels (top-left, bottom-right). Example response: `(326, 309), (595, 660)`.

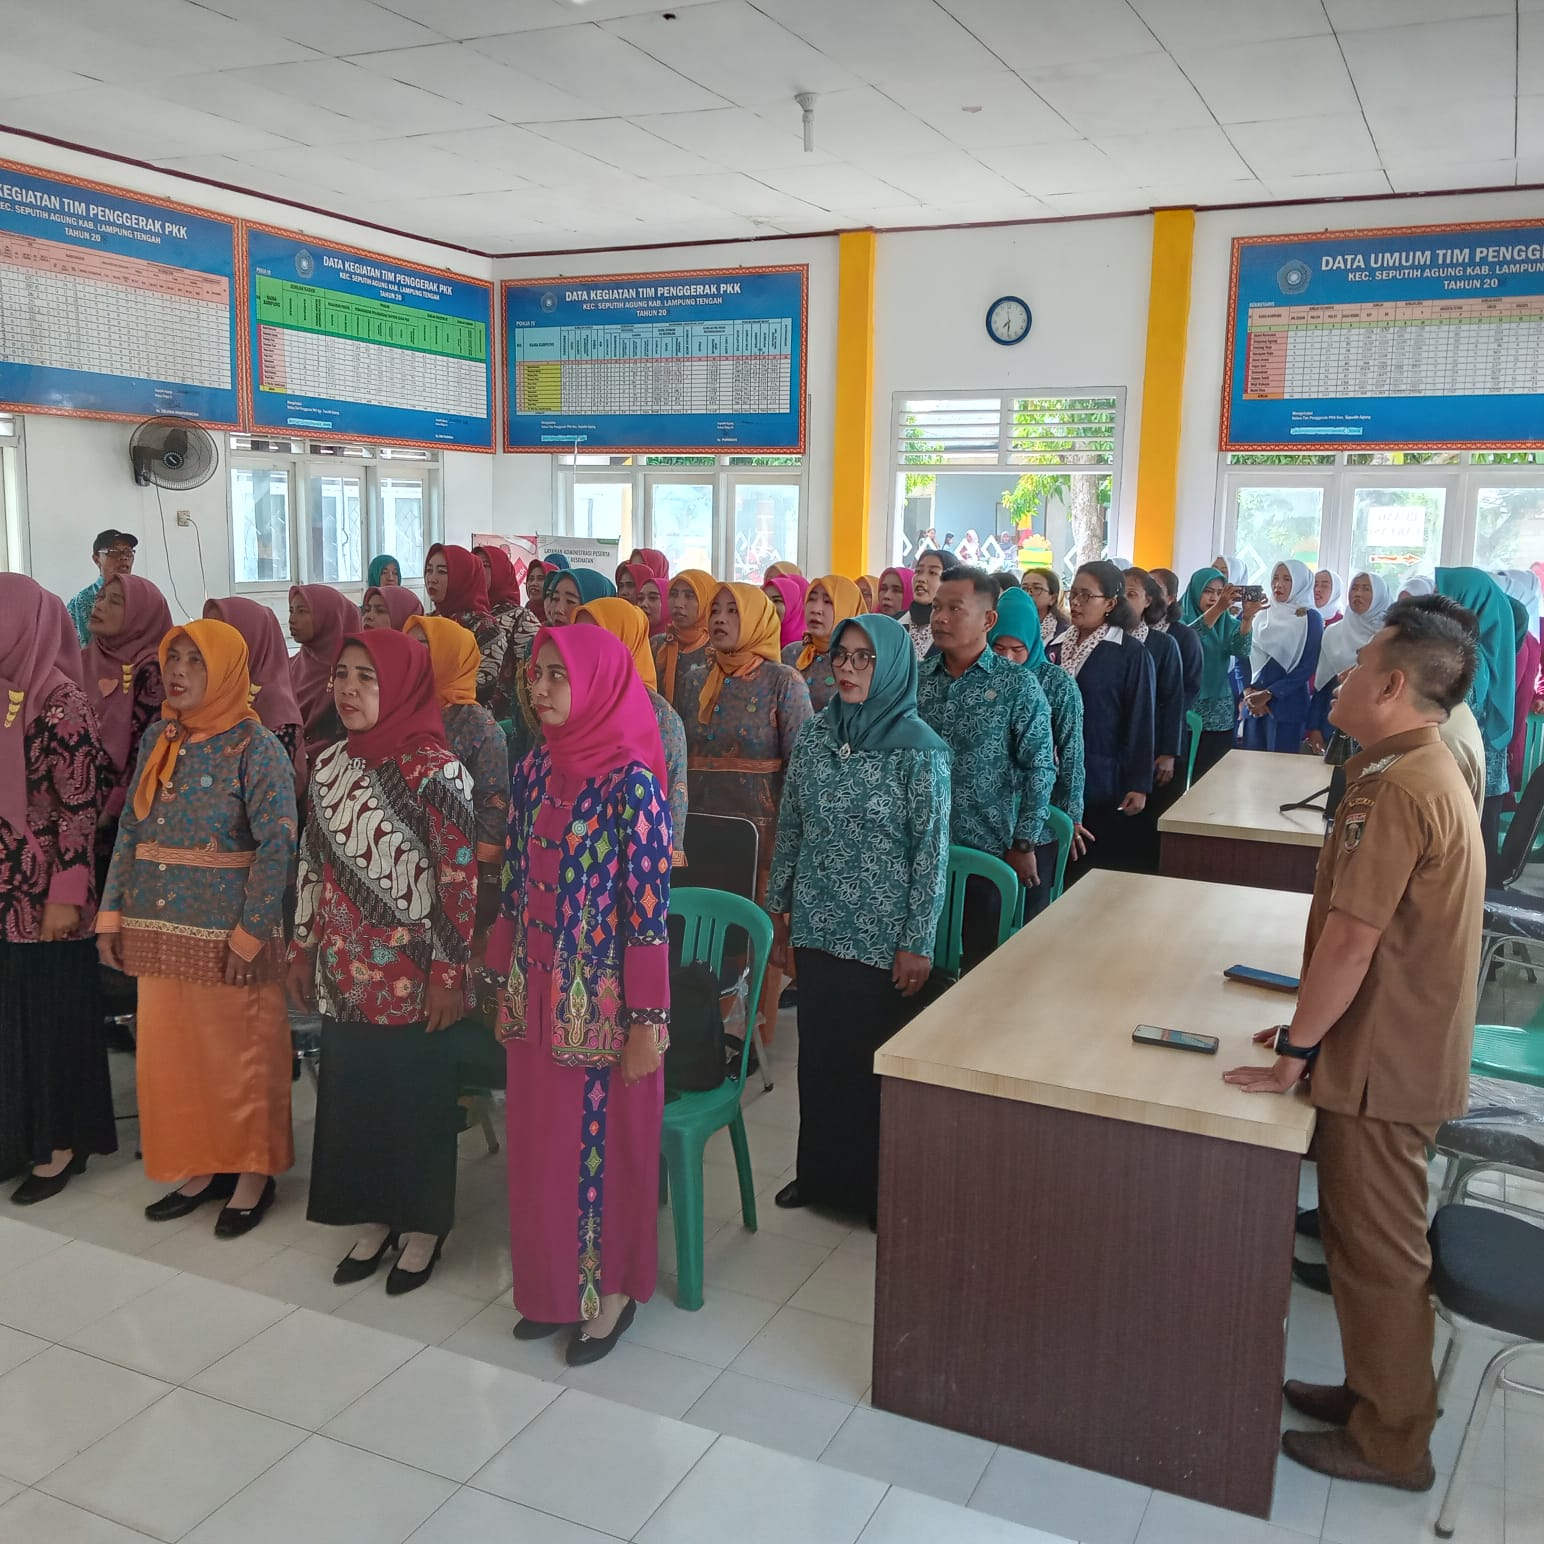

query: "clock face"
(986, 295), (1031, 345)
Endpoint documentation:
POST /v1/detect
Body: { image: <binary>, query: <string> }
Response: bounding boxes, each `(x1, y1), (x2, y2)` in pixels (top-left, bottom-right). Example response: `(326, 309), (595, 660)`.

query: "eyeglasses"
(1067, 588), (1109, 605)
(99, 547), (135, 560)
(829, 648), (876, 672)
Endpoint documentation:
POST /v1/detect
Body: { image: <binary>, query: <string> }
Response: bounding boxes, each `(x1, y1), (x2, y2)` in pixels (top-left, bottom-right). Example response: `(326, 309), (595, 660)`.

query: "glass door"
(645, 477), (714, 577)
(306, 471), (363, 584)
(232, 465), (292, 585)
(1222, 475), (1331, 579)
(572, 479), (633, 548)
(730, 479), (800, 584)
(1343, 476), (1458, 594)
(376, 473), (434, 580)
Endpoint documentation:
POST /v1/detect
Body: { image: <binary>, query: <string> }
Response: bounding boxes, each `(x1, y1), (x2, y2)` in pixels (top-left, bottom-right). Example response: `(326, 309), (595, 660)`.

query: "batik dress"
(500, 749), (672, 1323)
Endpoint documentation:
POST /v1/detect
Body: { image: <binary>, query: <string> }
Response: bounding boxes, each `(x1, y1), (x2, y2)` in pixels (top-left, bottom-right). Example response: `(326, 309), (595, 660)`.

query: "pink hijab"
(0, 576), (86, 836)
(288, 585), (361, 729)
(535, 624), (666, 785)
(363, 585), (425, 629)
(765, 575), (809, 648)
(203, 596), (304, 734)
(81, 574), (174, 771)
(880, 566), (915, 614)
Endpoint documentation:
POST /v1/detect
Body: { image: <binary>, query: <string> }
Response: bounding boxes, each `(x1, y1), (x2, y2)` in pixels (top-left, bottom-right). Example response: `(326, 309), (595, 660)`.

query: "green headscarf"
(1437, 567), (1516, 753)
(1183, 566), (1242, 700)
(987, 586), (1048, 668)
(1508, 595), (1530, 654)
(825, 616), (947, 754)
(557, 568), (617, 605)
(367, 553), (400, 587)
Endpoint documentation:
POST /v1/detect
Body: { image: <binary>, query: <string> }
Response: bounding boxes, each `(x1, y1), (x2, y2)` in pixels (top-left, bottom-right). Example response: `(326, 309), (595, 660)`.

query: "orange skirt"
(135, 977), (294, 1182)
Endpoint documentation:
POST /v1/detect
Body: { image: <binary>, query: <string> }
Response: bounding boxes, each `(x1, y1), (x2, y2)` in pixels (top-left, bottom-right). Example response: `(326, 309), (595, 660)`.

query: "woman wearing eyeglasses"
(767, 614), (950, 1228)
(1021, 568), (1069, 644)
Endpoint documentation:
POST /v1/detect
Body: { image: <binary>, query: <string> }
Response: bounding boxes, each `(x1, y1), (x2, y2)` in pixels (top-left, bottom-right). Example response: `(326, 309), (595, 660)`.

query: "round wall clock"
(986, 295), (1032, 346)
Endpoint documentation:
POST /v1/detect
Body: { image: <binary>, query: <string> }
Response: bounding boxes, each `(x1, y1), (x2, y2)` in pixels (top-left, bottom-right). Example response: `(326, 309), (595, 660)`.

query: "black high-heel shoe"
(566, 1299), (636, 1367)
(9, 1153), (88, 1206)
(215, 1177), (276, 1239)
(385, 1235), (444, 1296)
(334, 1231), (399, 1286)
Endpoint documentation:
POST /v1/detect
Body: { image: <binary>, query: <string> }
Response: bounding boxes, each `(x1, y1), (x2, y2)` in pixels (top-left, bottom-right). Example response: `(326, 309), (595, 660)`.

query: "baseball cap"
(93, 529), (138, 553)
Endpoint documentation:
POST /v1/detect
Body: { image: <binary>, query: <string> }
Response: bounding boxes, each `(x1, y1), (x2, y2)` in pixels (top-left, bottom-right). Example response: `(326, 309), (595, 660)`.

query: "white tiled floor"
(1, 1013), (1542, 1542)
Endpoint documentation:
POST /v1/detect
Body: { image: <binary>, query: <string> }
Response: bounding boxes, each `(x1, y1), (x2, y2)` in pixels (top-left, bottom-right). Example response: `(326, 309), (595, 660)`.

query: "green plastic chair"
(933, 845), (1023, 976)
(661, 887), (772, 1312)
(1470, 1024), (1544, 1089)
(1184, 709), (1204, 789)
(1044, 807), (1075, 904)
(1499, 715), (1544, 853)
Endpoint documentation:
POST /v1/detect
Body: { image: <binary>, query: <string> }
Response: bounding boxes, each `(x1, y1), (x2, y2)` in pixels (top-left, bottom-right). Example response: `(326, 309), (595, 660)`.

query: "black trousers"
(1481, 794), (1505, 888)
(1192, 729), (1235, 785)
(1021, 838), (1061, 922)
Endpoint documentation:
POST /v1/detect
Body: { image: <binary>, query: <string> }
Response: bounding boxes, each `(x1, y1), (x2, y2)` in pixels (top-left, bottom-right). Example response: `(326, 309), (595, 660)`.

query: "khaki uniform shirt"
(1438, 700), (1486, 812)
(1305, 724), (1484, 1124)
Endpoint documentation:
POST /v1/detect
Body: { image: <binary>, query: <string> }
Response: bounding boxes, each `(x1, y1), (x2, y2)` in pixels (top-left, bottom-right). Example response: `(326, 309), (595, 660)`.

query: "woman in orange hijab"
(577, 597), (688, 866)
(656, 568), (719, 724)
(784, 575), (867, 712)
(98, 620), (298, 1238)
(688, 584), (813, 1035)
(856, 575), (879, 613)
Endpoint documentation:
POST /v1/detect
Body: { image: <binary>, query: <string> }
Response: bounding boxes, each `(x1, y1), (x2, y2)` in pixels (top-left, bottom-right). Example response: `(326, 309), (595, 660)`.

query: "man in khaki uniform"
(1225, 598), (1484, 1491)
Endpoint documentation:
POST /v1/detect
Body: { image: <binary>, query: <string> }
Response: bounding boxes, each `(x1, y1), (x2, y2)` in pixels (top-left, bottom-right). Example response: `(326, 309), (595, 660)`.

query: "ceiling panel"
(197, 0), (441, 54)
(0, 0), (219, 85)
(1383, 158), (1517, 194)
(751, 0), (1004, 85)
(1022, 52), (1213, 136)
(1364, 97), (1517, 164)
(411, 124), (631, 188)
(1339, 17), (1518, 108)
(1130, 0), (1330, 49)
(526, 119), (723, 177)
(757, 87), (957, 163)
(938, 0), (1163, 67)
(1175, 35), (1361, 123)
(1091, 126), (1254, 183)
(225, 58), (499, 135)
(753, 162), (919, 213)
(1522, 12), (1544, 97)
(1522, 96), (1544, 159)
(0, 58), (111, 102)
(974, 139), (1127, 197)
(367, 0), (583, 38)
(655, 171), (827, 219)
(341, 43), (596, 122)
(1324, 0), (1514, 30)
(142, 71), (381, 147)
(852, 151), (1032, 206)
(630, 106), (825, 169)
(47, 0), (319, 71)
(1224, 113), (1383, 179)
(880, 72), (1079, 151)
(330, 137), (535, 195)
(1260, 170), (1394, 201)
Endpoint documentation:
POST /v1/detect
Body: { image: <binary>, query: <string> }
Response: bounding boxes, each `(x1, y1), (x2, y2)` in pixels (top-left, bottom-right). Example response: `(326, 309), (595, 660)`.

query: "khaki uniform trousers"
(1313, 1108), (1441, 1473)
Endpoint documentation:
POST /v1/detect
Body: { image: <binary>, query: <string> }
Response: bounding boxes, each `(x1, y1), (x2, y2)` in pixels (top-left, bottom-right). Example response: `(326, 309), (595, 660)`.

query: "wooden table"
(872, 872), (1315, 1518)
(1159, 749), (1331, 893)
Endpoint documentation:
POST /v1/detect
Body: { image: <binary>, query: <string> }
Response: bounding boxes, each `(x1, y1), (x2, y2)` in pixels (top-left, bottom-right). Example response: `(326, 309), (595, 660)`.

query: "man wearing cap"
(67, 530), (137, 644)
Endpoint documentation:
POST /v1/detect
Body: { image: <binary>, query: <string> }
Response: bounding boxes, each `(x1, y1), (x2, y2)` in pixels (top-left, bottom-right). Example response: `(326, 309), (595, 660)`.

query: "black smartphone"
(1132, 1024), (1219, 1055)
(1238, 584), (1266, 605)
(1223, 964), (1301, 994)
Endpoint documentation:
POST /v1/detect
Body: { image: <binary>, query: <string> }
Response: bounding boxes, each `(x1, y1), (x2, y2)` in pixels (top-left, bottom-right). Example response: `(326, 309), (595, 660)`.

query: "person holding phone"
(1181, 568), (1263, 782)
(767, 615), (950, 1228)
(1241, 561), (1324, 753)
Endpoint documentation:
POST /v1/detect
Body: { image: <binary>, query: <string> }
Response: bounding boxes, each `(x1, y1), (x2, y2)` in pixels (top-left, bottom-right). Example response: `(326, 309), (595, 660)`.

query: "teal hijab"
(825, 616), (947, 754)
(987, 586), (1048, 669)
(1182, 566), (1242, 700)
(563, 568), (617, 605)
(367, 553), (400, 587)
(1437, 567), (1516, 753)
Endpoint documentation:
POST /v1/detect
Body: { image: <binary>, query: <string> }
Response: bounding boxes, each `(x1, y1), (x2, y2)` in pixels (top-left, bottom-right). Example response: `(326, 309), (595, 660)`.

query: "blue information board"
(0, 158), (240, 427)
(246, 226), (494, 450)
(504, 265), (806, 453)
(1223, 221), (1544, 450)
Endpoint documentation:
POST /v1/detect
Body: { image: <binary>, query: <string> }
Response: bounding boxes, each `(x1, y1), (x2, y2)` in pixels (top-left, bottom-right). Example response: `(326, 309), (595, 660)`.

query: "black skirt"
(792, 948), (912, 1218)
(307, 1017), (471, 1236)
(0, 938), (118, 1178)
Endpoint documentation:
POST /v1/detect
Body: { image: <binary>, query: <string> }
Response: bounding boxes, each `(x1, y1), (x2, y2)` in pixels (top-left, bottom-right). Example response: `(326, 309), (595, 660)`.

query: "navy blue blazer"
(1140, 627), (1184, 759)
(1050, 630), (1156, 807)
(1166, 620), (1204, 717)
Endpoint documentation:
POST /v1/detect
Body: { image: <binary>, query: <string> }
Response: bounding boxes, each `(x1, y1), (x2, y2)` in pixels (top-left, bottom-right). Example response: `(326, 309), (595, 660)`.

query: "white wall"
(871, 216), (1156, 565)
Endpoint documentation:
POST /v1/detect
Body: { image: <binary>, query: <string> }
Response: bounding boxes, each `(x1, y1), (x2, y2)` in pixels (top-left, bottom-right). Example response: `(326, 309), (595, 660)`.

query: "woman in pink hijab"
(763, 574), (810, 650)
(204, 595), (310, 791)
(287, 585), (361, 762)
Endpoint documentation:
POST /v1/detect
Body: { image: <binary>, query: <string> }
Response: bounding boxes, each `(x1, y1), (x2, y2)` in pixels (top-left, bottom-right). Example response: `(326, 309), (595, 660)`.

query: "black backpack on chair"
(664, 962), (727, 1094)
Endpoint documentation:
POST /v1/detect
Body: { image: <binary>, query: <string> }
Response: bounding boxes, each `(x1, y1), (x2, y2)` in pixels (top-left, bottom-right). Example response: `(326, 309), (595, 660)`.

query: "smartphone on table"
(1223, 964), (1300, 994)
(1132, 1024), (1219, 1055)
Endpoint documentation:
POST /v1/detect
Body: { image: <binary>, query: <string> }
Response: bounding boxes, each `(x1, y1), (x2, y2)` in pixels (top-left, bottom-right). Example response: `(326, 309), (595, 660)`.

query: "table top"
(1157, 750), (1332, 849)
(873, 871), (1316, 1154)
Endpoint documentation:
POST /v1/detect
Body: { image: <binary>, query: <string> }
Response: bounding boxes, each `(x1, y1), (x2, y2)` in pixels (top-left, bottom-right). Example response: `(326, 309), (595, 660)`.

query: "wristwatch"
(1010, 839), (1035, 854)
(1273, 1024), (1318, 1061)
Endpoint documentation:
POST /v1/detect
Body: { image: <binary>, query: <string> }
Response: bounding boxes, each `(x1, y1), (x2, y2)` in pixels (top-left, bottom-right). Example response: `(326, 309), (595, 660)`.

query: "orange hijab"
(857, 574), (880, 612)
(796, 575), (867, 672)
(659, 568), (718, 702)
(765, 560), (802, 580)
(403, 615), (479, 706)
(577, 597), (658, 691)
(133, 620), (259, 820)
(698, 583), (782, 725)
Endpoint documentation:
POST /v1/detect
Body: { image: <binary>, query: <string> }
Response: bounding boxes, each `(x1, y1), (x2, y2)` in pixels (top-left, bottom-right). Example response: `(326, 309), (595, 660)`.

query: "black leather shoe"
(512, 1318), (566, 1341)
(386, 1236), (444, 1296)
(1293, 1258), (1332, 1294)
(333, 1232), (399, 1285)
(215, 1177), (276, 1239)
(145, 1173), (237, 1222)
(566, 1298), (636, 1366)
(1296, 1207), (1321, 1240)
(10, 1154), (88, 1206)
(774, 1181), (808, 1210)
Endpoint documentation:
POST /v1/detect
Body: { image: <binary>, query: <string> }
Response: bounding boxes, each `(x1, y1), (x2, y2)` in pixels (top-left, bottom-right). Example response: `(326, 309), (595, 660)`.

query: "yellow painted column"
(1132, 208), (1195, 571)
(828, 229), (877, 578)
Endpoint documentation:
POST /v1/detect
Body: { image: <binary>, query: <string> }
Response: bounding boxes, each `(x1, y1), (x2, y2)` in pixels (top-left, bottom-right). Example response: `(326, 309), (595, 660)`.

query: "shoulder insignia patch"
(1343, 811), (1368, 851)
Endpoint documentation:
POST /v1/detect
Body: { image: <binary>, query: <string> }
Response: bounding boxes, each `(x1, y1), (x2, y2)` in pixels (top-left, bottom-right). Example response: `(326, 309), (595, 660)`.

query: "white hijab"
(1251, 559), (1317, 675)
(1317, 571), (1390, 682)
(1399, 574), (1434, 599)
(1315, 569), (1344, 619)
(1495, 568), (1543, 630)
(1215, 552), (1252, 586)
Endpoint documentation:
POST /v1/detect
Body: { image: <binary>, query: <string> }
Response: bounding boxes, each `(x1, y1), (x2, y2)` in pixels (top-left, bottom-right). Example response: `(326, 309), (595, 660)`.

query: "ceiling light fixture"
(796, 92), (816, 153)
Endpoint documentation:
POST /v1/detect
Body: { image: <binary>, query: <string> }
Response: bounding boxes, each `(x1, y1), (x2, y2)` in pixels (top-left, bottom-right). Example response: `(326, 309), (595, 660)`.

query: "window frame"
(0, 413), (25, 575)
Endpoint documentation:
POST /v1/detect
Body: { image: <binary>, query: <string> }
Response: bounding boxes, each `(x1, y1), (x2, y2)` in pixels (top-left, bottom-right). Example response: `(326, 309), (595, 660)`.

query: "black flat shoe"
(333, 1232), (400, 1286)
(215, 1177), (276, 1239)
(566, 1298), (636, 1367)
(512, 1318), (567, 1341)
(1293, 1258), (1332, 1294)
(10, 1154), (88, 1206)
(145, 1173), (237, 1222)
(385, 1236), (444, 1296)
(774, 1181), (808, 1210)
(1296, 1207), (1321, 1240)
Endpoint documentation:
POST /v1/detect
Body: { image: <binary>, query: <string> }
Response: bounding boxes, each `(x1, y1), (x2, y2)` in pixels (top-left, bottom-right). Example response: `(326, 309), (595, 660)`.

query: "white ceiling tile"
(937, 0), (1163, 68)
(851, 152), (1030, 205)
(974, 139), (1127, 196)
(526, 119), (722, 176)
(330, 138), (535, 194)
(1521, 13), (1544, 97)
(922, 194), (1056, 223)
(341, 42), (595, 122)
(1364, 96), (1517, 164)
(1225, 113), (1383, 178)
(470, 24), (730, 114)
(410, 124), (628, 186)
(0, 1), (208, 84)
(369, 0), (576, 37)
(1521, 97), (1544, 159)
(1130, 0), (1330, 49)
(1038, 188), (1154, 216)
(604, 0), (865, 106)
(49, 0), (319, 69)
(753, 162), (920, 213)
(880, 72), (1080, 151)
(655, 171), (826, 218)
(1339, 17), (1517, 108)
(757, 87), (956, 162)
(142, 72), (379, 147)
(1517, 155), (1544, 186)
(751, 0), (1003, 84)
(1260, 170), (1393, 200)
(1022, 52), (1213, 136)
(1130, 177), (1269, 208)
(0, 56), (110, 101)
(225, 58), (499, 135)
(630, 107), (824, 168)
(1382, 158), (1517, 193)
(1324, 0), (1513, 29)
(1176, 35), (1360, 123)
(1092, 126), (1253, 182)
(197, 0), (441, 54)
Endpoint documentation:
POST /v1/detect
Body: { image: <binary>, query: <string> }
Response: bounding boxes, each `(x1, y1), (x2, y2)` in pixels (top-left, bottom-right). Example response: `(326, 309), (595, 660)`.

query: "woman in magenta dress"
(497, 625), (672, 1364)
(425, 543), (507, 709)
